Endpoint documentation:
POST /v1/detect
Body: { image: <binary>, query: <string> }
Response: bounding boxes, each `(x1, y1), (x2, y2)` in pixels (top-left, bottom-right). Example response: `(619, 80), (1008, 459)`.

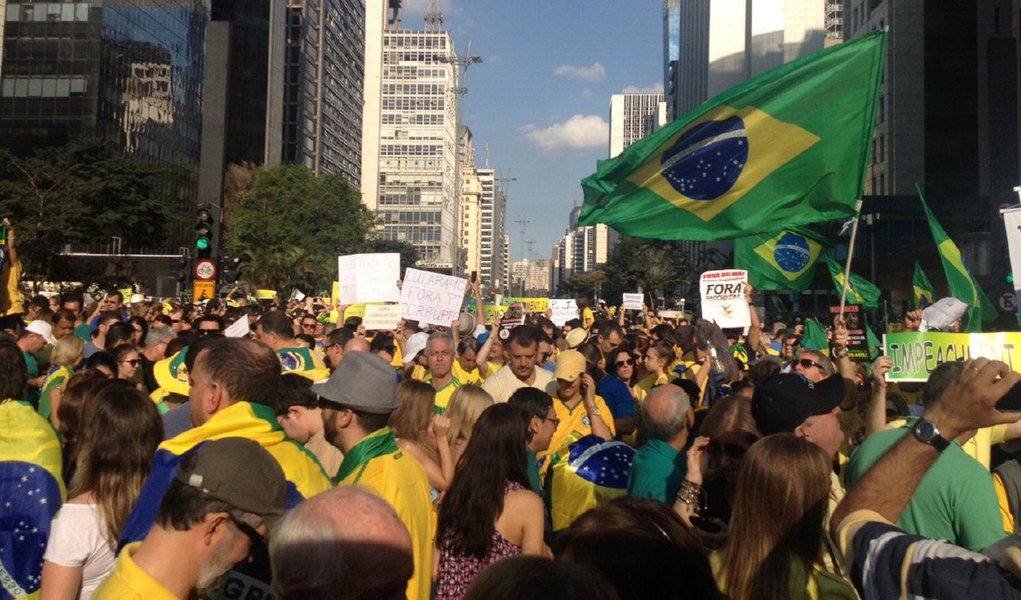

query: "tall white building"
(609, 93), (666, 158)
(477, 168), (507, 289)
(673, 0), (825, 117)
(459, 127), (482, 278)
(360, 4), (460, 272)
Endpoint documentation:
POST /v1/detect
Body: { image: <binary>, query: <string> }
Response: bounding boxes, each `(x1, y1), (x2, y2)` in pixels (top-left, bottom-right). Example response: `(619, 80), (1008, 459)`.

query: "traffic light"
(221, 255), (240, 284)
(195, 206), (213, 260)
(176, 255), (188, 284)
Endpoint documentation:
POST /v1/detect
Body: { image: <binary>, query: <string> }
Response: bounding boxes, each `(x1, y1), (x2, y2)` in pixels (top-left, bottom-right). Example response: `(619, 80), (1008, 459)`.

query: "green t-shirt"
(627, 438), (687, 504)
(845, 418), (1006, 551)
(23, 351), (40, 405)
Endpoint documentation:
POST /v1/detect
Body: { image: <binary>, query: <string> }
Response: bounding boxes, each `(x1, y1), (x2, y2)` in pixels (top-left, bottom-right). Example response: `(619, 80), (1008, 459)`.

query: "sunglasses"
(197, 329), (221, 336)
(119, 359), (140, 366)
(798, 358), (824, 371)
(169, 319), (181, 324)
(707, 442), (748, 459)
(228, 514), (265, 551)
(615, 358), (636, 367)
(301, 323), (316, 329)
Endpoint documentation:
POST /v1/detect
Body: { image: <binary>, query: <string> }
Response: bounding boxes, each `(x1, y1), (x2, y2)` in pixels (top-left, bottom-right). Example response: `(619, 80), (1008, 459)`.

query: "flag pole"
(838, 199), (865, 320)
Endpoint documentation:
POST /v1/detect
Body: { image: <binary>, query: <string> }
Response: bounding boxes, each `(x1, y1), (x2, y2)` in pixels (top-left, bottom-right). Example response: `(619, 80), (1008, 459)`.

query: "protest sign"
(363, 304), (402, 331)
(549, 299), (578, 326)
(500, 297), (549, 313)
(483, 305), (507, 323)
(224, 316), (250, 338)
(829, 304), (869, 361)
(700, 270), (750, 328)
(883, 331), (1021, 381)
(400, 268), (468, 327)
(255, 289), (277, 300)
(621, 293), (644, 311)
(337, 253), (400, 305)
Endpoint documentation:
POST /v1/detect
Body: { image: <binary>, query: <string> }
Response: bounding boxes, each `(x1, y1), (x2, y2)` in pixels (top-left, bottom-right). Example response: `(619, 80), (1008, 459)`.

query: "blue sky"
(402, 0), (665, 261)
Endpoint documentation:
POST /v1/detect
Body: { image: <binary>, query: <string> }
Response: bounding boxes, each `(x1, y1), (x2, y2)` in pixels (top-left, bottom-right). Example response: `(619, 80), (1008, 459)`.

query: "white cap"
(923, 297), (969, 331)
(24, 320), (55, 345)
(403, 332), (429, 364)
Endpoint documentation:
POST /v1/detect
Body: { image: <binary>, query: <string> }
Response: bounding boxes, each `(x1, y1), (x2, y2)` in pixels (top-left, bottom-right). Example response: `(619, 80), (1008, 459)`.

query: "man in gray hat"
(94, 438), (286, 599)
(312, 351), (434, 600)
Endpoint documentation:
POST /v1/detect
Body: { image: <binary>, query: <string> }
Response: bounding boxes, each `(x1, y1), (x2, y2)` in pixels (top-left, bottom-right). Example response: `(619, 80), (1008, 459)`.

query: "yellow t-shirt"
(433, 378), (461, 414)
(637, 372), (672, 395)
(0, 258), (24, 317)
(581, 307), (595, 330)
(338, 449), (435, 600)
(540, 394), (617, 466)
(92, 542), (178, 600)
(451, 360), (482, 385)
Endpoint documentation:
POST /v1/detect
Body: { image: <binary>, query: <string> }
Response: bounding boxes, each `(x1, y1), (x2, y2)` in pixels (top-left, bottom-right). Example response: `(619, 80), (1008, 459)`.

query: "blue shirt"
(597, 375), (637, 421)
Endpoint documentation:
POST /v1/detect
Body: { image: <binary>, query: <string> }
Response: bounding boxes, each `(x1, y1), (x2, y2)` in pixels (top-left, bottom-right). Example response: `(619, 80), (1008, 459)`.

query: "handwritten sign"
(363, 304), (402, 331)
(549, 299), (578, 326)
(337, 253), (400, 305)
(224, 316), (250, 338)
(621, 293), (644, 311)
(700, 270), (750, 328)
(501, 297), (550, 313)
(883, 332), (1021, 381)
(830, 304), (869, 361)
(400, 268), (468, 327)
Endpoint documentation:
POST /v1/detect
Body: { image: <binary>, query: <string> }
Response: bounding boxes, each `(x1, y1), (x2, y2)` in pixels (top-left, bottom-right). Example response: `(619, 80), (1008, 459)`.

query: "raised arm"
(744, 284), (761, 357)
(865, 356), (892, 437)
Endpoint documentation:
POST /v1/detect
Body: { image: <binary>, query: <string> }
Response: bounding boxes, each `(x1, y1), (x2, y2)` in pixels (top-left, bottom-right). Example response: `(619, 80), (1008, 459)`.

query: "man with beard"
(93, 438), (286, 599)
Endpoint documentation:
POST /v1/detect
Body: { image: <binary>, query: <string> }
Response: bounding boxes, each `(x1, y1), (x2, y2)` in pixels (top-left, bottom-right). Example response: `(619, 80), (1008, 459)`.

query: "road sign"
(193, 280), (216, 302)
(194, 259), (216, 281)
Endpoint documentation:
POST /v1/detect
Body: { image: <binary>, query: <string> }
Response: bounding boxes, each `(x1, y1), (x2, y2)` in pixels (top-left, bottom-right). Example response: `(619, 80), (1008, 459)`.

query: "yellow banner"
(255, 289), (277, 300)
(501, 297), (550, 313)
(884, 332), (1021, 382)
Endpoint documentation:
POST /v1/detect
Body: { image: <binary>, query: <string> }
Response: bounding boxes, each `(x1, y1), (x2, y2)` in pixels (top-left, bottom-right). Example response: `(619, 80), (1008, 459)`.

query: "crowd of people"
(4, 220), (1021, 598)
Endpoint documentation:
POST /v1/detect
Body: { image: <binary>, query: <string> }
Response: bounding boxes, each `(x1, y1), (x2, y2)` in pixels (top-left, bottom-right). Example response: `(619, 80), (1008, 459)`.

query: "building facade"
(609, 93), (665, 158)
(663, 0), (681, 119)
(477, 168), (507, 289)
(459, 127), (482, 278)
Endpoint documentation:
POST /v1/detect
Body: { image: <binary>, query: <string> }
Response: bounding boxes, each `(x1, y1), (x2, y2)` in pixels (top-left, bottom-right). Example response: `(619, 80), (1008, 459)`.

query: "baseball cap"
(751, 373), (846, 435)
(175, 438), (286, 528)
(402, 332), (429, 365)
(310, 351), (399, 414)
(555, 350), (587, 382)
(24, 320), (55, 345)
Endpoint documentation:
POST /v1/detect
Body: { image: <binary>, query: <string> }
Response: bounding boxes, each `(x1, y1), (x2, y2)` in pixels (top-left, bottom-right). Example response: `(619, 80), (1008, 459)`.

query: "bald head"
(343, 337), (371, 354)
(642, 384), (692, 443)
(270, 487), (413, 600)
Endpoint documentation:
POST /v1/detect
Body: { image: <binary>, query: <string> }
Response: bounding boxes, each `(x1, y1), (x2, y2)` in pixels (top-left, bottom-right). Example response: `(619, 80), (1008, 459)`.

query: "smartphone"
(690, 516), (722, 534)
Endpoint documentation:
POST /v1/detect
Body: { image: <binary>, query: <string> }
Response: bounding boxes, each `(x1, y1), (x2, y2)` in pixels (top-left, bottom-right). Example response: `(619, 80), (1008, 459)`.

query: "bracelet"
(675, 479), (706, 514)
(833, 348), (849, 359)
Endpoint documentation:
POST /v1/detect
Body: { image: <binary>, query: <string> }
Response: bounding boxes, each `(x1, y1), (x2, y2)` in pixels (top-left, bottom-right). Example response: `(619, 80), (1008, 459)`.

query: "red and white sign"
(700, 270), (750, 328)
(194, 259), (217, 281)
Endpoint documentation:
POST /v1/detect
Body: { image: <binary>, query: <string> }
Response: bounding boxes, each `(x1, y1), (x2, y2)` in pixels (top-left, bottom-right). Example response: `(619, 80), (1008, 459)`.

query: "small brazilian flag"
(917, 187), (996, 331)
(912, 262), (936, 309)
(577, 31), (886, 240)
(735, 227), (827, 291)
(826, 256), (881, 310)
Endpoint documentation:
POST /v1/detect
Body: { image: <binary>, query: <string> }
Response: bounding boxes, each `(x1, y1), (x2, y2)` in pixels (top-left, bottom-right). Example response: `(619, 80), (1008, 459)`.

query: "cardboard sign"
(883, 332), (1021, 381)
(337, 253), (400, 305)
(400, 268), (468, 327)
(699, 270), (750, 328)
(830, 304), (869, 361)
(224, 316), (251, 338)
(500, 297), (549, 313)
(363, 304), (402, 331)
(621, 293), (644, 311)
(549, 299), (579, 326)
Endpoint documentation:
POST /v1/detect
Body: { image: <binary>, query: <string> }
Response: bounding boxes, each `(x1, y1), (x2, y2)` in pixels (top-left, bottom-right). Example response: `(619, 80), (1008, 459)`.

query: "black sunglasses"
(228, 514), (265, 550)
(707, 442), (747, 459)
(119, 359), (140, 366)
(197, 329), (221, 336)
(615, 358), (636, 367)
(798, 358), (825, 371)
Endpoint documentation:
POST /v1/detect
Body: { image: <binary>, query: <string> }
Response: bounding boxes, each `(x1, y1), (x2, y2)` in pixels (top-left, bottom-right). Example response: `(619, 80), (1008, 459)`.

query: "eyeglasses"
(197, 329), (221, 336)
(227, 514), (265, 551)
(323, 343), (338, 351)
(543, 415), (560, 427)
(119, 359), (140, 366)
(615, 358), (636, 367)
(707, 442), (747, 459)
(798, 358), (825, 371)
(301, 323), (316, 330)
(169, 319), (181, 324)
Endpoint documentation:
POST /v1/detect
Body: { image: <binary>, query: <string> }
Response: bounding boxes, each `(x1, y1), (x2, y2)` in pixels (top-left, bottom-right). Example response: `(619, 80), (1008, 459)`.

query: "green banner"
(883, 332), (1021, 381)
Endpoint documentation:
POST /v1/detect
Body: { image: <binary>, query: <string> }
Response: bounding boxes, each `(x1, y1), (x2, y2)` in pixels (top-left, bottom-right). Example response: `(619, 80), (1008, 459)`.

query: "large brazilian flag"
(735, 227), (827, 291)
(578, 31), (886, 239)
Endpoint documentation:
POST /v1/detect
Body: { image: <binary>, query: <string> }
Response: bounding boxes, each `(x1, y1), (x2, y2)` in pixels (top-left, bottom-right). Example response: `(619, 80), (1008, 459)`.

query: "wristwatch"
(912, 419), (950, 452)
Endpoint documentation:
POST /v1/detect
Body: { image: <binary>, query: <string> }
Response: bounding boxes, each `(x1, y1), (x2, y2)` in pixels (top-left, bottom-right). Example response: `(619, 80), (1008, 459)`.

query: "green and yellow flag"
(912, 262), (936, 309)
(825, 256), (881, 309)
(917, 189), (996, 331)
(735, 227), (826, 291)
(577, 31), (886, 239)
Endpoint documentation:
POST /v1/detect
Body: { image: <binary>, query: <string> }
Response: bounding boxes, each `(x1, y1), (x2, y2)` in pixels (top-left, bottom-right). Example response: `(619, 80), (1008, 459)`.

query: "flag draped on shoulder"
(277, 347), (330, 381)
(917, 188), (996, 331)
(735, 227), (827, 291)
(825, 256), (881, 309)
(912, 262), (936, 309)
(577, 31), (886, 240)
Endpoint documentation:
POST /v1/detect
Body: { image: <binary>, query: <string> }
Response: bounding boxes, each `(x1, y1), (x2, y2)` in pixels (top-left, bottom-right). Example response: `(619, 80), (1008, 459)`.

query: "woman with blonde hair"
(40, 379), (163, 600)
(709, 434), (855, 600)
(390, 379), (455, 492)
(445, 384), (494, 466)
(39, 335), (84, 420)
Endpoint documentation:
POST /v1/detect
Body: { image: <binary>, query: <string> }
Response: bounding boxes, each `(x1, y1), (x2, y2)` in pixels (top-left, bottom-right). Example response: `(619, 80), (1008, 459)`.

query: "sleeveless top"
(434, 481), (525, 599)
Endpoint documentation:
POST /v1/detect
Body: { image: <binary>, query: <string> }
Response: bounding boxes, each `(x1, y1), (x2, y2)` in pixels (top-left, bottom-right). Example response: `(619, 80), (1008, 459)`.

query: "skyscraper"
(459, 127), (482, 278)
(663, 0), (681, 120)
(477, 168), (507, 289)
(609, 93), (666, 158)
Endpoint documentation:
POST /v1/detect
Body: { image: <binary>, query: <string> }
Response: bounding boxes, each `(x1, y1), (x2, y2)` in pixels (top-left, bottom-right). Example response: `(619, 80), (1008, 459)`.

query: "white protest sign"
(400, 268), (468, 327)
(224, 316), (251, 338)
(363, 304), (402, 331)
(621, 293), (644, 311)
(549, 299), (578, 326)
(700, 270), (750, 328)
(337, 253), (401, 305)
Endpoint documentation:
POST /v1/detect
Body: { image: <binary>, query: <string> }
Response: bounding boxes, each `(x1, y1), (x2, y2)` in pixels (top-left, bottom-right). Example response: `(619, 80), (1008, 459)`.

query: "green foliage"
(367, 237), (420, 273)
(602, 236), (695, 305)
(227, 165), (379, 290)
(0, 138), (172, 279)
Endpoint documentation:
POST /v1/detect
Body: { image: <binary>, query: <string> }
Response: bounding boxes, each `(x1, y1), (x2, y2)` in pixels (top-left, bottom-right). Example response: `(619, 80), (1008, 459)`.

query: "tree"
(227, 165), (378, 290)
(367, 238), (420, 273)
(0, 138), (172, 280)
(602, 237), (696, 307)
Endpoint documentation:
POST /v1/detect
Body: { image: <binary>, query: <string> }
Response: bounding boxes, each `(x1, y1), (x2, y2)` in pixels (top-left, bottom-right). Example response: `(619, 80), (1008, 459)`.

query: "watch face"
(915, 421), (936, 440)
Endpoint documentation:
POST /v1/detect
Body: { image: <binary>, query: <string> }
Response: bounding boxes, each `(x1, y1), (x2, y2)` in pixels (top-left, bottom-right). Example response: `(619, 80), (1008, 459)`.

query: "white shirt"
(482, 365), (555, 404)
(44, 503), (116, 600)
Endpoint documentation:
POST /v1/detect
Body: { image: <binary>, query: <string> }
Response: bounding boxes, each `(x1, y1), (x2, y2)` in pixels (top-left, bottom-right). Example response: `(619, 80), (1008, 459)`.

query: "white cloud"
(620, 83), (664, 94)
(521, 115), (609, 153)
(580, 88), (593, 97)
(553, 63), (606, 82)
